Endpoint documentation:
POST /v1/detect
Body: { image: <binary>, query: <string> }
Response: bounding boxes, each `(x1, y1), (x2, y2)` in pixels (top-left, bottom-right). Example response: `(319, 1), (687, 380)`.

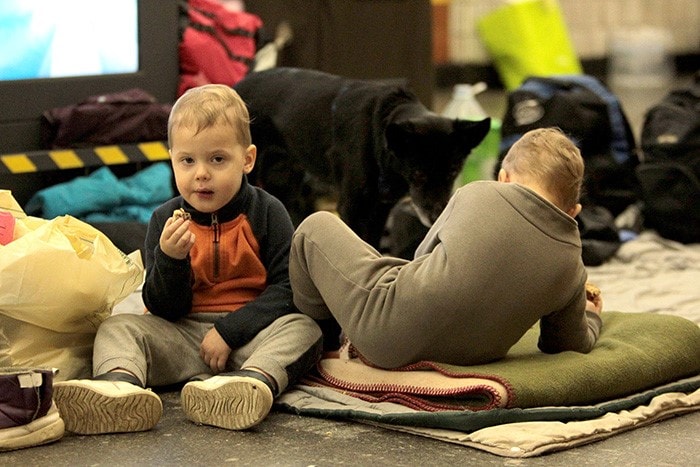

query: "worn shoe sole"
(181, 376), (273, 430)
(0, 402), (64, 452)
(53, 380), (162, 434)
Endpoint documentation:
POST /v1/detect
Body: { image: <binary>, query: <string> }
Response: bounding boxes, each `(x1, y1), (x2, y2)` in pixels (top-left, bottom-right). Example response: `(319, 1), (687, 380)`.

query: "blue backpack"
(498, 75), (640, 217)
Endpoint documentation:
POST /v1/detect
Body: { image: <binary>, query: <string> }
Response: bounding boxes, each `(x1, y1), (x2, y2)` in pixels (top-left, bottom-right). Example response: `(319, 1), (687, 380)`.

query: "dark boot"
(0, 367), (64, 451)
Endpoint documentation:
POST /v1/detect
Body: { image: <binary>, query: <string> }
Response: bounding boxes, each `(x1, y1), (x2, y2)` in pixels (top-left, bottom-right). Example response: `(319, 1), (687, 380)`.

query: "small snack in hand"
(173, 208), (191, 221)
(585, 282), (601, 301)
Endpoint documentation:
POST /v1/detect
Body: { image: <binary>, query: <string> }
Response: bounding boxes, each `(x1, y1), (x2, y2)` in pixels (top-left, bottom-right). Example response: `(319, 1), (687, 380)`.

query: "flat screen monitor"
(0, 0), (180, 153)
(0, 1), (139, 81)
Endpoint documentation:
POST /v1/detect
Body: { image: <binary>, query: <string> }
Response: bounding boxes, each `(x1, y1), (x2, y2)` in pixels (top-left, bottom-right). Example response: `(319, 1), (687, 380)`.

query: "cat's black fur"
(235, 67), (490, 247)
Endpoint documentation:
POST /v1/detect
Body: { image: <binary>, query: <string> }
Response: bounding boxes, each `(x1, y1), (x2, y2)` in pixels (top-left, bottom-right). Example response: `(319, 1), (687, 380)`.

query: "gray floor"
(3, 391), (699, 466)
(7, 75), (699, 465)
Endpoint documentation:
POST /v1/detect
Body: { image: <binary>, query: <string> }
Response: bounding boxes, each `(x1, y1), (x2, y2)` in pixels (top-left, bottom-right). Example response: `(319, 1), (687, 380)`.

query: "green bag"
(477, 0), (582, 90)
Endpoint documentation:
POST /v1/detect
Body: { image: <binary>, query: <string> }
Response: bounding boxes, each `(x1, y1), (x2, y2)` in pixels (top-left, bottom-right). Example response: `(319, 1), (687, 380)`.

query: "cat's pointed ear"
(453, 117), (491, 151)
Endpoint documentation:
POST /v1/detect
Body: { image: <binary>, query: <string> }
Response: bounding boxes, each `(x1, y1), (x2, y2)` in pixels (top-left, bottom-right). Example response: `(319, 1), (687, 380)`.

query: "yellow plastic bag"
(0, 315), (98, 381)
(477, 0), (582, 90)
(0, 190), (143, 379)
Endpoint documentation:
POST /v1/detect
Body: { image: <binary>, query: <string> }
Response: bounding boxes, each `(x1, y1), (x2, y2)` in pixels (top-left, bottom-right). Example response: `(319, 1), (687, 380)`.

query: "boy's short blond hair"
(501, 127), (584, 212)
(168, 84), (252, 148)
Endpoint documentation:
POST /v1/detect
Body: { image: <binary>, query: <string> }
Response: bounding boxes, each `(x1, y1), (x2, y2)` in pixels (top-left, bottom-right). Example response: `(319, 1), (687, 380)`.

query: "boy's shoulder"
(247, 184), (291, 216)
(456, 180), (502, 197)
(456, 181), (546, 208)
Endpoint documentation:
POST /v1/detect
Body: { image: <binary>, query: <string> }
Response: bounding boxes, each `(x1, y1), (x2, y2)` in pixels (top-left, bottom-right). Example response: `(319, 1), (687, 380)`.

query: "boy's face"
(169, 121), (256, 214)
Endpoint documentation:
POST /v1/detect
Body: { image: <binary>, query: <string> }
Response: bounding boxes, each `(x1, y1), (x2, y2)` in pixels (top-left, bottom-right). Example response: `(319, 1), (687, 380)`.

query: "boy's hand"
(200, 327), (232, 373)
(585, 283), (603, 315)
(160, 216), (195, 259)
(585, 293), (603, 315)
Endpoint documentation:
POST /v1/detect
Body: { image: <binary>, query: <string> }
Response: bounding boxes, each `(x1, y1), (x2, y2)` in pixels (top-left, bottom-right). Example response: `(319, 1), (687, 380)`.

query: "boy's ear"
(243, 144), (257, 174)
(569, 203), (583, 218)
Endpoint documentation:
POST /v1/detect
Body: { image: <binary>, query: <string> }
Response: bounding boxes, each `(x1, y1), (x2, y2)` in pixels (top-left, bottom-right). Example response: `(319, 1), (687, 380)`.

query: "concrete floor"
(4, 390), (699, 466)
(7, 75), (698, 465)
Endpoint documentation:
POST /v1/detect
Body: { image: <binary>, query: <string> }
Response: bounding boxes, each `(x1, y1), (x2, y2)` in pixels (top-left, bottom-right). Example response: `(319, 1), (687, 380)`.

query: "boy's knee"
(276, 313), (323, 340)
(296, 210), (338, 235)
(99, 313), (136, 331)
(96, 313), (154, 340)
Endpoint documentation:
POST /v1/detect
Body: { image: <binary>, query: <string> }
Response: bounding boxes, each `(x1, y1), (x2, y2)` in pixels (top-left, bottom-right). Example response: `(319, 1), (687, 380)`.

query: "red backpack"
(178, 0), (262, 96)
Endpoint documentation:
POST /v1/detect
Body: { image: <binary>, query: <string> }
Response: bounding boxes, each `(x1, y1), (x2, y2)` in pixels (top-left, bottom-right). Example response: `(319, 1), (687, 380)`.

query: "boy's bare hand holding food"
(160, 209), (196, 260)
(585, 283), (603, 315)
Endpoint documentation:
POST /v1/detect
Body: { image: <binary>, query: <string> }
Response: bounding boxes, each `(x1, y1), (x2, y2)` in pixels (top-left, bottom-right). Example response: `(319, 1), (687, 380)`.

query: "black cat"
(235, 67), (490, 247)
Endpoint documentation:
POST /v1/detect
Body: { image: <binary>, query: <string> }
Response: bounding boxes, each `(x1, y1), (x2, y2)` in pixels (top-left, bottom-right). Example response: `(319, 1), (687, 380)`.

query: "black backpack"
(636, 73), (700, 244)
(498, 75), (641, 217)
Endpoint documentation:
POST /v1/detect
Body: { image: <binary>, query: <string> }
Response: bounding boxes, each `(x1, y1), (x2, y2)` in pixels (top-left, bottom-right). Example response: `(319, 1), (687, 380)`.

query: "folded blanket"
(305, 358), (512, 411)
(303, 312), (700, 411)
(278, 380), (700, 457)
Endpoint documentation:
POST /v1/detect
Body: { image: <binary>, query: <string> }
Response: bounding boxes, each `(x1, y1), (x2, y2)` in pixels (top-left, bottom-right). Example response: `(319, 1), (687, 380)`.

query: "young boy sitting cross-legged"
(53, 84), (323, 434)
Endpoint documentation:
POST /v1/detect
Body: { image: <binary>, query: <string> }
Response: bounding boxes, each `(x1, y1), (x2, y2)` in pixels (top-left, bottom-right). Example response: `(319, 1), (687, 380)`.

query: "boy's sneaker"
(53, 379), (162, 434)
(181, 370), (274, 430)
(0, 367), (65, 451)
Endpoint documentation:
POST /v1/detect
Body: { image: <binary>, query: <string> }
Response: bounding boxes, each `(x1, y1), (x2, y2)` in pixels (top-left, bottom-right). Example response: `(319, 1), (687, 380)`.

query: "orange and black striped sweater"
(142, 177), (296, 350)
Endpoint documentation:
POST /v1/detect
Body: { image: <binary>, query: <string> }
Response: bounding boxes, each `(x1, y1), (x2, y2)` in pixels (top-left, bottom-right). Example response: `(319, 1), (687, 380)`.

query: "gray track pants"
(289, 211), (423, 368)
(92, 312), (322, 394)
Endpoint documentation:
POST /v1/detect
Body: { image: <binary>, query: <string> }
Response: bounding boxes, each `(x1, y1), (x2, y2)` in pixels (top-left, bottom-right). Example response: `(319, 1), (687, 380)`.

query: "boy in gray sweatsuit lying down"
(289, 127), (603, 368)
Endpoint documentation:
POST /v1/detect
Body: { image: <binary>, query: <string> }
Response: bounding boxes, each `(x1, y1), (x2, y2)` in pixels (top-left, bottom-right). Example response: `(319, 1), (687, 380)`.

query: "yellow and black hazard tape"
(0, 141), (169, 175)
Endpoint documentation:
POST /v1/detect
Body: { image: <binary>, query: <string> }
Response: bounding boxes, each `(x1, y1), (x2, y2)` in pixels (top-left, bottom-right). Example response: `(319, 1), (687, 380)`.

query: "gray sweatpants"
(93, 312), (322, 394)
(289, 211), (419, 368)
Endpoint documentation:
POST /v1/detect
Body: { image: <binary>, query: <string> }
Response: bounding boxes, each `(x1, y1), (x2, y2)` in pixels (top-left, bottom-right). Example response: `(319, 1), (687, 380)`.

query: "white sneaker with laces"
(181, 374), (274, 430)
(53, 379), (162, 434)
